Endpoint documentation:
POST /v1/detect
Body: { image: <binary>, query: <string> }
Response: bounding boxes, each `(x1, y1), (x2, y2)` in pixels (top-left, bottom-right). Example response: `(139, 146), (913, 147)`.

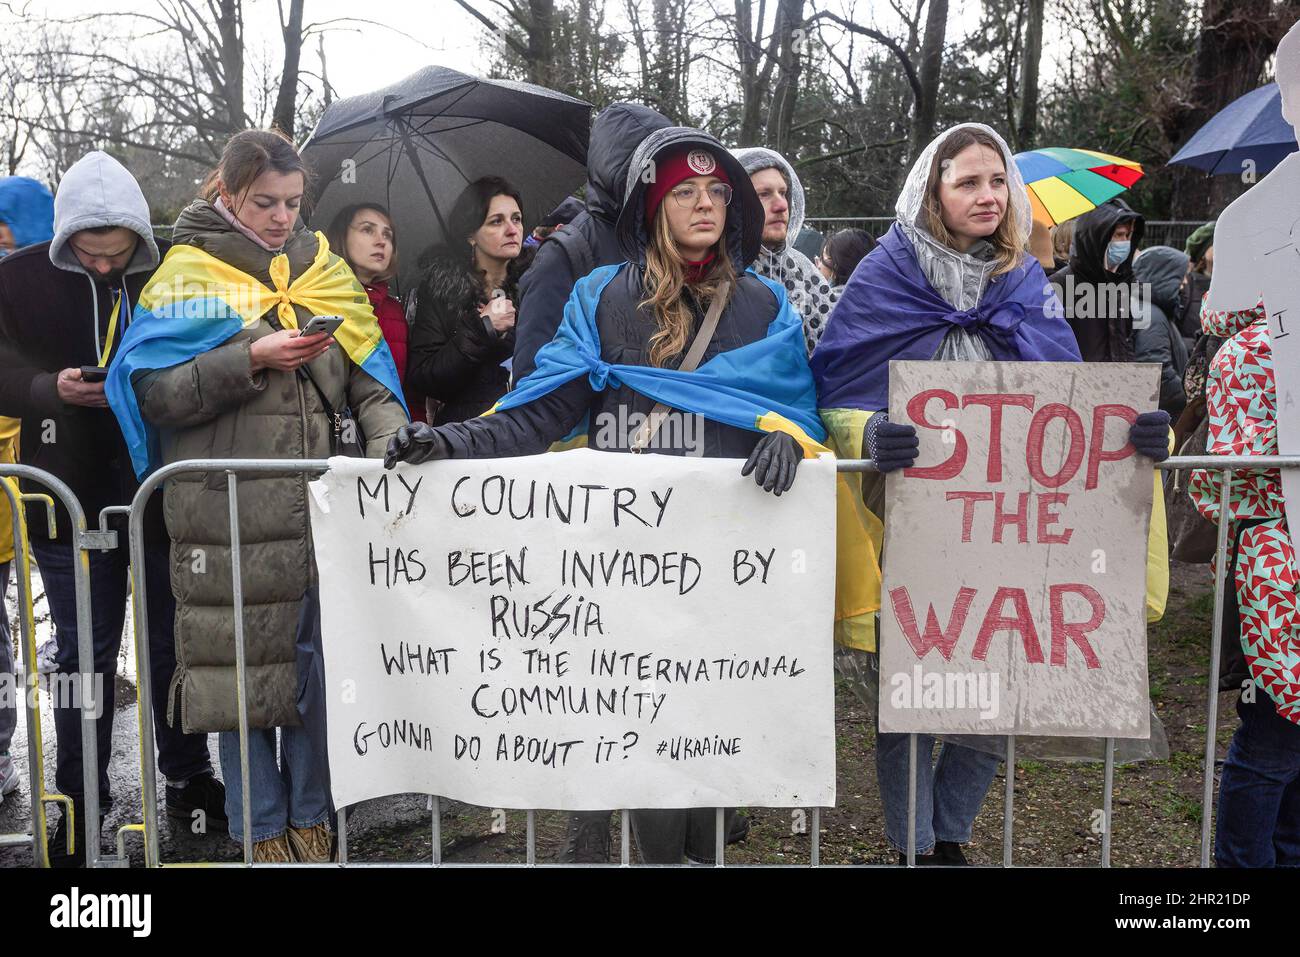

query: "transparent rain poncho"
(836, 122), (1169, 764)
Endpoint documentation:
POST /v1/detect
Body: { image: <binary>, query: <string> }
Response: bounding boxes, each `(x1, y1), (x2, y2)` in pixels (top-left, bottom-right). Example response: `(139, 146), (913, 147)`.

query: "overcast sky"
(15, 0), (1020, 104)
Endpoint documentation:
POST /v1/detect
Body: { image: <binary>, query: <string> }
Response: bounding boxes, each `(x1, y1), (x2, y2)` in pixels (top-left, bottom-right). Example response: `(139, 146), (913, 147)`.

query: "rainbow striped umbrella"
(1013, 147), (1144, 227)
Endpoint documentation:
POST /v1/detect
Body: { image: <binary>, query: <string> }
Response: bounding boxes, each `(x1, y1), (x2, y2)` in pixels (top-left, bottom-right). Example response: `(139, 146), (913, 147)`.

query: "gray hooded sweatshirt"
(50, 150), (159, 275)
(731, 147), (839, 354)
(48, 151), (161, 356)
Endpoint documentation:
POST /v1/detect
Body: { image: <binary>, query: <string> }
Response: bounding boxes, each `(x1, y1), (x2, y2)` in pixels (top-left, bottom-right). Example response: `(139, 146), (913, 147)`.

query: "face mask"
(1106, 240), (1131, 268)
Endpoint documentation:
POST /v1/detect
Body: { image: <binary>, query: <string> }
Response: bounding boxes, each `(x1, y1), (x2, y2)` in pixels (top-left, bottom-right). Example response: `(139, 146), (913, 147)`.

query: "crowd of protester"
(0, 93), (1288, 869)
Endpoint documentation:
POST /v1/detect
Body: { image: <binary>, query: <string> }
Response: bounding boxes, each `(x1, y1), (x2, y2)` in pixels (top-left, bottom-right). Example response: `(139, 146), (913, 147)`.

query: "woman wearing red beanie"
(384, 128), (826, 863)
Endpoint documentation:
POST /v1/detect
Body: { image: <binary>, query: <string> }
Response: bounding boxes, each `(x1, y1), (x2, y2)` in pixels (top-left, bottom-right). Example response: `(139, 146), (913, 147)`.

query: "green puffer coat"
(134, 201), (408, 732)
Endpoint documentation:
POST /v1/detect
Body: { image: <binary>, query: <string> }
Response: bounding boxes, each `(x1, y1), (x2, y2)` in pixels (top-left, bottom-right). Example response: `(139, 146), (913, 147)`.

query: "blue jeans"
(0, 561), (14, 754)
(1215, 690), (1300, 867)
(876, 731), (1001, 855)
(219, 588), (331, 843)
(31, 537), (213, 806)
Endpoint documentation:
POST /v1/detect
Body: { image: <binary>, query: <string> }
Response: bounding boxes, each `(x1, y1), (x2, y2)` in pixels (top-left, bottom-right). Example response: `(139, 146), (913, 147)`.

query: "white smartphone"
(298, 315), (344, 338)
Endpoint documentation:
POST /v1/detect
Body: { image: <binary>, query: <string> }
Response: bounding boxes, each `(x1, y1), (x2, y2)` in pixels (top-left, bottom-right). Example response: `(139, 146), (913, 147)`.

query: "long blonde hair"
(920, 127), (1022, 276)
(640, 206), (736, 367)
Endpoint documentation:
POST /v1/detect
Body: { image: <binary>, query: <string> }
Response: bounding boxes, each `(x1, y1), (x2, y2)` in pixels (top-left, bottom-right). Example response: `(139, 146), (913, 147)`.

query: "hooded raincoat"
(428, 127), (823, 462)
(731, 147), (840, 354)
(1132, 246), (1191, 416)
(814, 123), (1169, 761)
(0, 175), (52, 564)
(1049, 198), (1146, 362)
(0, 176), (54, 252)
(512, 103), (673, 382)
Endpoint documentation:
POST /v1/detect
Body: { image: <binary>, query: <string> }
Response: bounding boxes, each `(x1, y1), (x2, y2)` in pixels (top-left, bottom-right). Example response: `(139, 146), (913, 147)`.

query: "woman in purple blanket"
(811, 122), (1170, 865)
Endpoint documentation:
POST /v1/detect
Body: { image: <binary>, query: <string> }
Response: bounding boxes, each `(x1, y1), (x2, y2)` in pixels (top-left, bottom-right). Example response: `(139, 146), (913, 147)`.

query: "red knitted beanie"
(643, 146), (731, 221)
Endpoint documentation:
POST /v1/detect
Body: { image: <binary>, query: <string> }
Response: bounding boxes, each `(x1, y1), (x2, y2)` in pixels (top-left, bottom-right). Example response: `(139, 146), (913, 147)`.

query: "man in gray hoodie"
(0, 152), (225, 865)
(731, 147), (840, 353)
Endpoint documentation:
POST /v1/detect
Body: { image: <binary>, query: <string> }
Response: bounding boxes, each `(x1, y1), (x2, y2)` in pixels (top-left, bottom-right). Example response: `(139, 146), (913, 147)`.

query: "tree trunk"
(1168, 0), (1282, 219)
(652, 0), (676, 117)
(1016, 0), (1044, 151)
(910, 0), (948, 157)
(576, 0), (591, 98)
(527, 0), (556, 87)
(765, 0), (805, 157)
(318, 34), (332, 108)
(735, 0), (764, 146)
(217, 0), (245, 132)
(272, 0), (305, 139)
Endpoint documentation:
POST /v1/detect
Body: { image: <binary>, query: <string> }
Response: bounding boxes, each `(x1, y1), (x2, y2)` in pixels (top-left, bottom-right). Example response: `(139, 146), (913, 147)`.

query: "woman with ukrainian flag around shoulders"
(105, 129), (409, 863)
(811, 122), (1171, 865)
(384, 127), (823, 863)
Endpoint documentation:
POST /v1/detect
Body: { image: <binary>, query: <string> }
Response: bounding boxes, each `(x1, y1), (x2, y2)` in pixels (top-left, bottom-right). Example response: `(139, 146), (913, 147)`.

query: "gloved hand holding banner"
(879, 360), (1160, 738)
(307, 449), (837, 811)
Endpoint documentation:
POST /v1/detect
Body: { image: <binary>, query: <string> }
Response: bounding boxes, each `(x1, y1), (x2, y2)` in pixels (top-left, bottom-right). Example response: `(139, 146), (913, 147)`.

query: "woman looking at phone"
(106, 129), (409, 863)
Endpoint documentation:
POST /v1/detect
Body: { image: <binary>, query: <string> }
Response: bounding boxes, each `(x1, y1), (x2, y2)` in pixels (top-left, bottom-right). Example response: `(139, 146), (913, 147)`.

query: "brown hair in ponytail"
(200, 129), (312, 212)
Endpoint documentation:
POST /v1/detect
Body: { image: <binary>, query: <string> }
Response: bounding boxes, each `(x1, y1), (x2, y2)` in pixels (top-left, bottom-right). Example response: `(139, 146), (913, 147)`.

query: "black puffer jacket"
(434, 126), (779, 461)
(1049, 198), (1145, 362)
(406, 249), (531, 425)
(512, 102), (672, 382)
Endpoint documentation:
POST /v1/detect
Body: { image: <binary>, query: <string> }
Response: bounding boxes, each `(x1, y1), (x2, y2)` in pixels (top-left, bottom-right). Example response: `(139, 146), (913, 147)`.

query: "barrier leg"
(337, 805), (348, 865)
(228, 473), (253, 866)
(71, 528), (102, 866)
(1201, 468), (1232, 867)
(5, 487), (48, 865)
(906, 733), (917, 866)
(714, 807), (725, 867)
(526, 809), (536, 866)
(620, 809), (630, 866)
(1003, 735), (1015, 867)
(431, 796), (441, 866)
(116, 501), (162, 868)
(811, 807), (821, 867)
(1102, 737), (1115, 867)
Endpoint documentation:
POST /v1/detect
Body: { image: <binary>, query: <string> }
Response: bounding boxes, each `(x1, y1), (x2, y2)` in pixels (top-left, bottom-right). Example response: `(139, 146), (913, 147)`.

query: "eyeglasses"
(669, 183), (733, 208)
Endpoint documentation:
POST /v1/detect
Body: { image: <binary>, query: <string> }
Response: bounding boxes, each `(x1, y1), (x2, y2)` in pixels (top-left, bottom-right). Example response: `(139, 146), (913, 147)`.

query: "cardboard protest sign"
(307, 449), (836, 811)
(1203, 30), (1300, 542)
(878, 361), (1158, 737)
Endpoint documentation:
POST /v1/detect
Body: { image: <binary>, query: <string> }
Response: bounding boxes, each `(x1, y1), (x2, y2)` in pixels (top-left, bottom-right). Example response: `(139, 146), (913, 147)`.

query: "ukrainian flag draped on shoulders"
(813, 225), (1168, 653)
(496, 262), (828, 451)
(106, 231), (407, 478)
(493, 261), (881, 643)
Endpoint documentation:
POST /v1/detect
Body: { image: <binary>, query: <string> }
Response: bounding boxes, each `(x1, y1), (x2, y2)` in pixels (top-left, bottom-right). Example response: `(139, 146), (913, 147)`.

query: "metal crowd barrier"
(2, 455), (1294, 867)
(0, 464), (107, 867)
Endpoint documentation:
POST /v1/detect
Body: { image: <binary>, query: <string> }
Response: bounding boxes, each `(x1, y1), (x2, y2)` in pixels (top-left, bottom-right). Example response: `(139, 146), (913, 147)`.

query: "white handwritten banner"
(878, 361), (1158, 737)
(307, 449), (837, 810)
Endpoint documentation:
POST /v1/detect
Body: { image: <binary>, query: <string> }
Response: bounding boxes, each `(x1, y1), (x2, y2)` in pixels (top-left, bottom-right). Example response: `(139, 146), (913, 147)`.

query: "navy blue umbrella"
(1169, 82), (1298, 175)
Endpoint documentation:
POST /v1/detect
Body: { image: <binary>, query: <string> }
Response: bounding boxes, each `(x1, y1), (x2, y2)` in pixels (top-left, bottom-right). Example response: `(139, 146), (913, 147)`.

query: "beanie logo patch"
(686, 150), (716, 175)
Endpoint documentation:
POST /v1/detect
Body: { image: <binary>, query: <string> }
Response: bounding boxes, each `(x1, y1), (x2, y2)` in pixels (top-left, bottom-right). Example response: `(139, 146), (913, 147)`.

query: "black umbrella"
(300, 66), (591, 292)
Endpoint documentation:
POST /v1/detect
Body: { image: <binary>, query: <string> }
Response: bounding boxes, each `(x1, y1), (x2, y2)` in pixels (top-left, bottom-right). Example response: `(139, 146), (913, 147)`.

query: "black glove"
(865, 412), (919, 473)
(1129, 410), (1171, 462)
(740, 431), (802, 496)
(384, 423), (452, 469)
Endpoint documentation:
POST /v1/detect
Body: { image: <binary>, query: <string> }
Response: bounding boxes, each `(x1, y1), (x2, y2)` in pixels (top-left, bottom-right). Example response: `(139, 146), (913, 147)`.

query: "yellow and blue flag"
(107, 232), (407, 477)
(499, 263), (828, 452)
(496, 263), (881, 641)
